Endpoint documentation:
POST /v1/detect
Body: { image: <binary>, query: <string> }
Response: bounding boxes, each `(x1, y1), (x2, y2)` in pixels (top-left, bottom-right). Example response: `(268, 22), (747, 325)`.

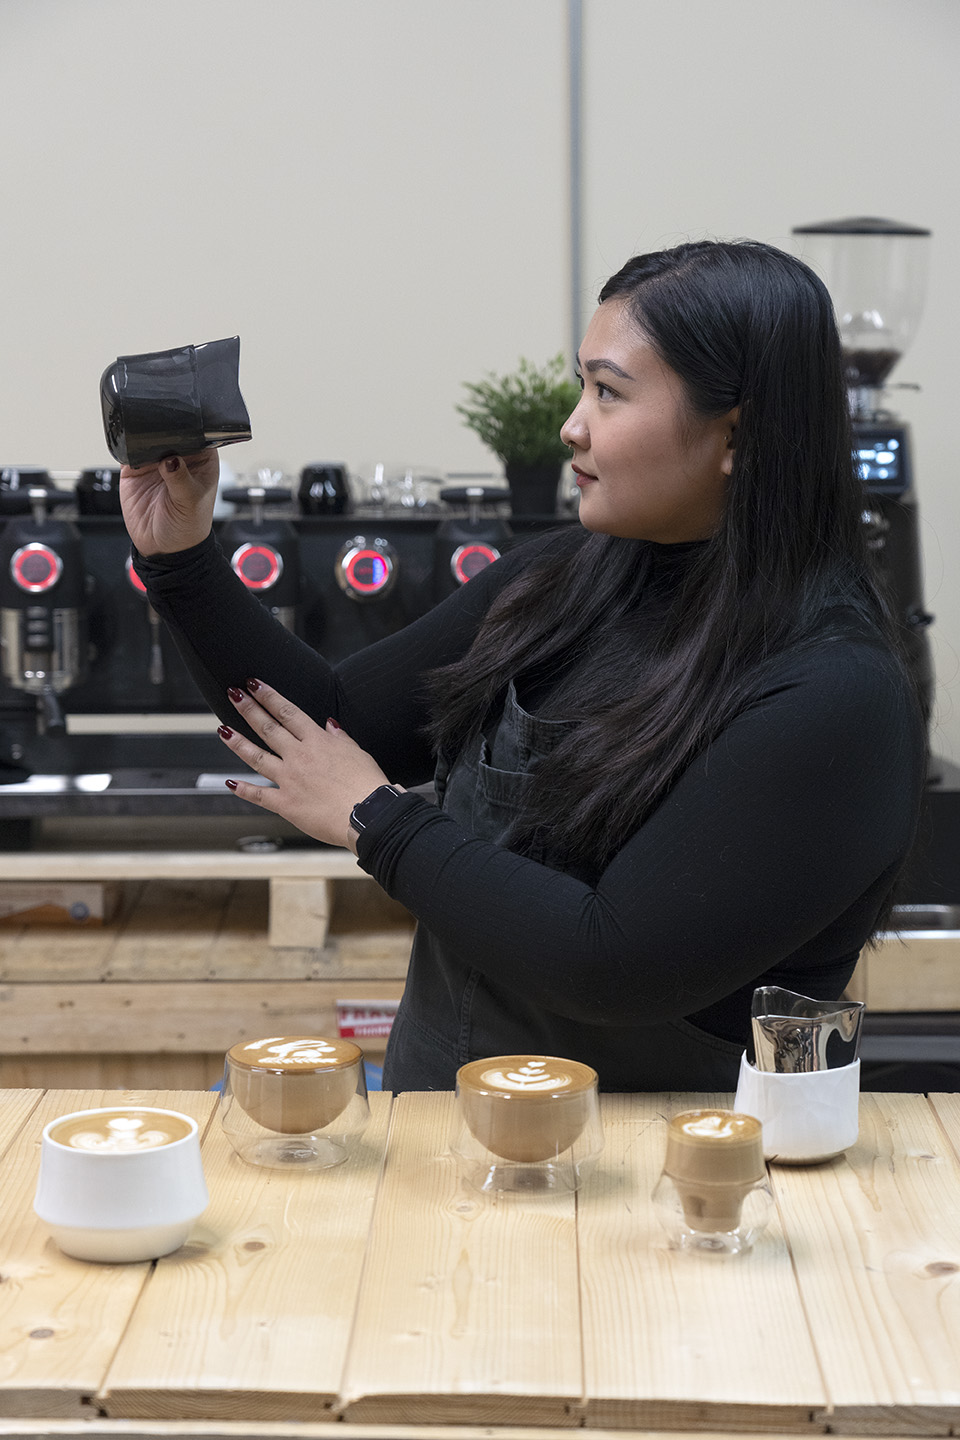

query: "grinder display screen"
(852, 424), (909, 496)
(856, 437), (900, 485)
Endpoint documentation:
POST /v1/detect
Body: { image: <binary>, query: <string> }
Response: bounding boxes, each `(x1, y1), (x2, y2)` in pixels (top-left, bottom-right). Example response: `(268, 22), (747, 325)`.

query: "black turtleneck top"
(136, 527), (924, 1054)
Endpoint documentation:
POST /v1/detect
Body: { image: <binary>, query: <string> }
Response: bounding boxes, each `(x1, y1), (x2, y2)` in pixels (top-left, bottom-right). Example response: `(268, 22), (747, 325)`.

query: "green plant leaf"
(457, 354), (580, 466)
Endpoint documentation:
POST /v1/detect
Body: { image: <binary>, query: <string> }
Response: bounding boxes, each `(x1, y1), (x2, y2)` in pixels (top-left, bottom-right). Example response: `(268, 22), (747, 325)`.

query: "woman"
(120, 239), (925, 1092)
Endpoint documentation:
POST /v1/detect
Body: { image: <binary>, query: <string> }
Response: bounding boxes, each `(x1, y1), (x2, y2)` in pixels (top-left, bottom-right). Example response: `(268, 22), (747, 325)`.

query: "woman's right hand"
(119, 449), (220, 556)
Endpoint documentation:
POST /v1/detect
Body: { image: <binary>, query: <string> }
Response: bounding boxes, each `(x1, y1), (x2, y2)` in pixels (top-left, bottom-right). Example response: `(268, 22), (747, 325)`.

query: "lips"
(573, 466), (598, 486)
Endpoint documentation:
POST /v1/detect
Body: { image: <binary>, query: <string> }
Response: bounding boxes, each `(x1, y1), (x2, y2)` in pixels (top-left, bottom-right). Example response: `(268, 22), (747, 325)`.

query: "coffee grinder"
(792, 217), (934, 726)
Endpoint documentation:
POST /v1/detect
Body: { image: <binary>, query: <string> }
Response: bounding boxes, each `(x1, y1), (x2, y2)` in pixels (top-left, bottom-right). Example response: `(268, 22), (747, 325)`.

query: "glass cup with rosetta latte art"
(450, 1054), (604, 1194)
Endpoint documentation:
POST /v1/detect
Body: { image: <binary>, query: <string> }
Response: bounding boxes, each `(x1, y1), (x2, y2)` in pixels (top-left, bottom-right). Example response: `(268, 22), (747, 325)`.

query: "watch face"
(351, 785), (401, 832)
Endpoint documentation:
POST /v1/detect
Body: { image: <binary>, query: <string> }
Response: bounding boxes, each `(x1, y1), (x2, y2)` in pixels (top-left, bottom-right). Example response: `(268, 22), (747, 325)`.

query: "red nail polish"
(225, 778), (238, 791)
(164, 456), (180, 474)
(246, 677), (261, 692)
(227, 686), (244, 702)
(217, 725), (233, 740)
(327, 716), (341, 730)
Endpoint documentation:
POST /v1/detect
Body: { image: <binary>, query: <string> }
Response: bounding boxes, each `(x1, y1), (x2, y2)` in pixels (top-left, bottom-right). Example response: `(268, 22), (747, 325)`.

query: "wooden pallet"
(0, 829), (413, 1090)
(847, 930), (960, 1010)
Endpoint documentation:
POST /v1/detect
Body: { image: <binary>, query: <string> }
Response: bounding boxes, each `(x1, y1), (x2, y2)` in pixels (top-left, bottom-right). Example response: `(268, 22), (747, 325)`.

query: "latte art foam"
(50, 1109), (192, 1152)
(481, 1060), (574, 1093)
(229, 1035), (360, 1072)
(457, 1055), (598, 1163)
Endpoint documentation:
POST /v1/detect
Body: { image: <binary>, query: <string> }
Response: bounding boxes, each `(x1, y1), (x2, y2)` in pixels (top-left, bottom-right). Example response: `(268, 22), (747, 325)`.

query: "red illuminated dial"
(450, 542), (500, 585)
(10, 543), (63, 593)
(125, 555), (148, 594)
(231, 543), (283, 591)
(335, 537), (397, 601)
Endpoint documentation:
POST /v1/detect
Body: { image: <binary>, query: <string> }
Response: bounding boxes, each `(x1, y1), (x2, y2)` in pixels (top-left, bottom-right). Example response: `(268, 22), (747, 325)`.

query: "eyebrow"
(575, 352), (636, 381)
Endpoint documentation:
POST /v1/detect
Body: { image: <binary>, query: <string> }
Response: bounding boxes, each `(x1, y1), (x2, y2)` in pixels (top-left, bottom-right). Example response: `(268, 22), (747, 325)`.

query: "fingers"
(119, 451), (214, 480)
(223, 775), (281, 813)
(227, 678), (312, 744)
(217, 722), (281, 783)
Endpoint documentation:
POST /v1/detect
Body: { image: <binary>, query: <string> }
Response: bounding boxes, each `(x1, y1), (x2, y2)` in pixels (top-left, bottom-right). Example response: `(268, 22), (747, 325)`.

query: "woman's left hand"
(218, 679), (394, 851)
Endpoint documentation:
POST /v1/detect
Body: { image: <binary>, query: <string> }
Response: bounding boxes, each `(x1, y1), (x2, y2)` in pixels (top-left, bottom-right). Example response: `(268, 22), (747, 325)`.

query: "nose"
(560, 395), (587, 450)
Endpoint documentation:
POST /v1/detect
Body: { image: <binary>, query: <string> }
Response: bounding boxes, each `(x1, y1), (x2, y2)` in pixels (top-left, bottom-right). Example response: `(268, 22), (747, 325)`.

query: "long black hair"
(428, 239), (900, 872)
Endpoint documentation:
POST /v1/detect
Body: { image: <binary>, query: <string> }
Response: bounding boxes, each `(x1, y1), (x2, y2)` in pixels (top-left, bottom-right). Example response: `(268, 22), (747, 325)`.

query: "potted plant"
(457, 354), (581, 515)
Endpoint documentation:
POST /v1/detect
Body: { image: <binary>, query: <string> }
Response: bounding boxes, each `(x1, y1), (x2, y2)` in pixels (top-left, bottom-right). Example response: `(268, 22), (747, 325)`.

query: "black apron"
(381, 680), (743, 1093)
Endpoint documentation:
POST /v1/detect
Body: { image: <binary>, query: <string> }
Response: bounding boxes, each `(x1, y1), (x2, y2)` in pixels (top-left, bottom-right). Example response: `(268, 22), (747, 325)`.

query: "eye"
(595, 380), (618, 400)
(574, 370), (584, 391)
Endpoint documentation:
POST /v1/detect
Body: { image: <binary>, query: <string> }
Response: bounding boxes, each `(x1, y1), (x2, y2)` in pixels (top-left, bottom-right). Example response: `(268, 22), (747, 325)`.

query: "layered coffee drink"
(49, 1108), (193, 1152)
(457, 1055), (597, 1162)
(664, 1109), (765, 1232)
(225, 1035), (363, 1135)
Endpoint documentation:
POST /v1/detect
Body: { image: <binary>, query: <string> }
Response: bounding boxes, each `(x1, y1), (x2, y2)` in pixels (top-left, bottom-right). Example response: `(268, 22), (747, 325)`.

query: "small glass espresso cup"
(220, 1035), (369, 1169)
(450, 1054), (603, 1194)
(34, 1107), (208, 1263)
(652, 1108), (773, 1255)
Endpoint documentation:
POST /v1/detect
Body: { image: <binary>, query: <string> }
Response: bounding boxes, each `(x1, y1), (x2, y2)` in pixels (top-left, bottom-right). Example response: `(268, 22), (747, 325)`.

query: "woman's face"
(561, 296), (737, 544)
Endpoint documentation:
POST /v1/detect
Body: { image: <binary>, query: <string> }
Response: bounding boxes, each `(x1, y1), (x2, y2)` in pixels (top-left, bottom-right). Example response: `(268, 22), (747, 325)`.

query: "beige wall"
(1, 0), (958, 759)
(580, 0), (960, 765)
(0, 0), (569, 475)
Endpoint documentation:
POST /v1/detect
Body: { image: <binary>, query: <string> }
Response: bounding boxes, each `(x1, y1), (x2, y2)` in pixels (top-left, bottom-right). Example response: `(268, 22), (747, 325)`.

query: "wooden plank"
(267, 877), (331, 947)
(0, 877), (412, 983)
(860, 934), (960, 1011)
(100, 1090), (394, 1422)
(102, 879), (232, 978)
(0, 1426), (874, 1440)
(0, 883), (142, 982)
(928, 1090), (960, 1155)
(772, 1093), (960, 1434)
(1, 1421), (756, 1438)
(104, 881), (319, 983)
(0, 1089), (216, 1420)
(0, 1089), (45, 1155)
(330, 879), (415, 935)
(0, 979), (404, 1054)
(844, 959), (867, 1005)
(0, 1054), (227, 1092)
(579, 1093), (824, 1432)
(340, 1091), (582, 1427)
(205, 882), (315, 979)
(0, 848), (363, 882)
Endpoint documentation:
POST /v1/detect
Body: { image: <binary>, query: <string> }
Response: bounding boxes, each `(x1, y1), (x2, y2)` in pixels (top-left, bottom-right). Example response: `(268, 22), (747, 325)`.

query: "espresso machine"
(793, 217), (935, 725)
(0, 477), (89, 740)
(0, 469), (572, 834)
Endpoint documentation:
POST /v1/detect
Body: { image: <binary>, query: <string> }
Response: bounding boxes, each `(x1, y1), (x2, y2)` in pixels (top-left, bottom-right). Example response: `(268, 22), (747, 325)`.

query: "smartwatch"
(349, 784), (405, 836)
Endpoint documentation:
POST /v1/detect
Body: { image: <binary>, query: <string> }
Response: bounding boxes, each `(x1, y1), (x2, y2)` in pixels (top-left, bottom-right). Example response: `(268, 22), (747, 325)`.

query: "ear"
(720, 407), (739, 477)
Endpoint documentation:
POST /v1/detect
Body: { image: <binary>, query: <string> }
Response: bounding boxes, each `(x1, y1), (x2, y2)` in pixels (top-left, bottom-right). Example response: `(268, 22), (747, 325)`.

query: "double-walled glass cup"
(450, 1054), (603, 1194)
(220, 1035), (369, 1169)
(652, 1108), (773, 1255)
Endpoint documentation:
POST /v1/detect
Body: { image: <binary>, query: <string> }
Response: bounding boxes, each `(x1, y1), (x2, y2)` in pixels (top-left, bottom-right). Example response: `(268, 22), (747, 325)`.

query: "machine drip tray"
(0, 767), (270, 816)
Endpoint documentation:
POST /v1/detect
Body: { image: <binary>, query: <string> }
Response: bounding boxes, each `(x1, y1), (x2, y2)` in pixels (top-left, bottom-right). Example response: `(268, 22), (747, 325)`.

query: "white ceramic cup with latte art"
(34, 1107), (209, 1263)
(451, 1054), (604, 1194)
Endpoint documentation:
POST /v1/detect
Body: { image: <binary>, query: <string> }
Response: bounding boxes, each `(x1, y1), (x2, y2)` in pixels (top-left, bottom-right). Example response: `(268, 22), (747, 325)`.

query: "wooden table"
(2, 1087), (960, 1440)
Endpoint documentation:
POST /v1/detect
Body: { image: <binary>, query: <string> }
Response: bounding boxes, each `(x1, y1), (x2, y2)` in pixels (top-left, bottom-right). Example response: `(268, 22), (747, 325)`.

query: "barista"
(120, 239), (924, 1092)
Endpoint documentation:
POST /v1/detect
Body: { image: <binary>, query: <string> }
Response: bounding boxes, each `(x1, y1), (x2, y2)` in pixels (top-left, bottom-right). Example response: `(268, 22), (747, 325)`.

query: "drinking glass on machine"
(34, 1106), (208, 1263)
(219, 1035), (370, 1170)
(450, 1054), (603, 1194)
